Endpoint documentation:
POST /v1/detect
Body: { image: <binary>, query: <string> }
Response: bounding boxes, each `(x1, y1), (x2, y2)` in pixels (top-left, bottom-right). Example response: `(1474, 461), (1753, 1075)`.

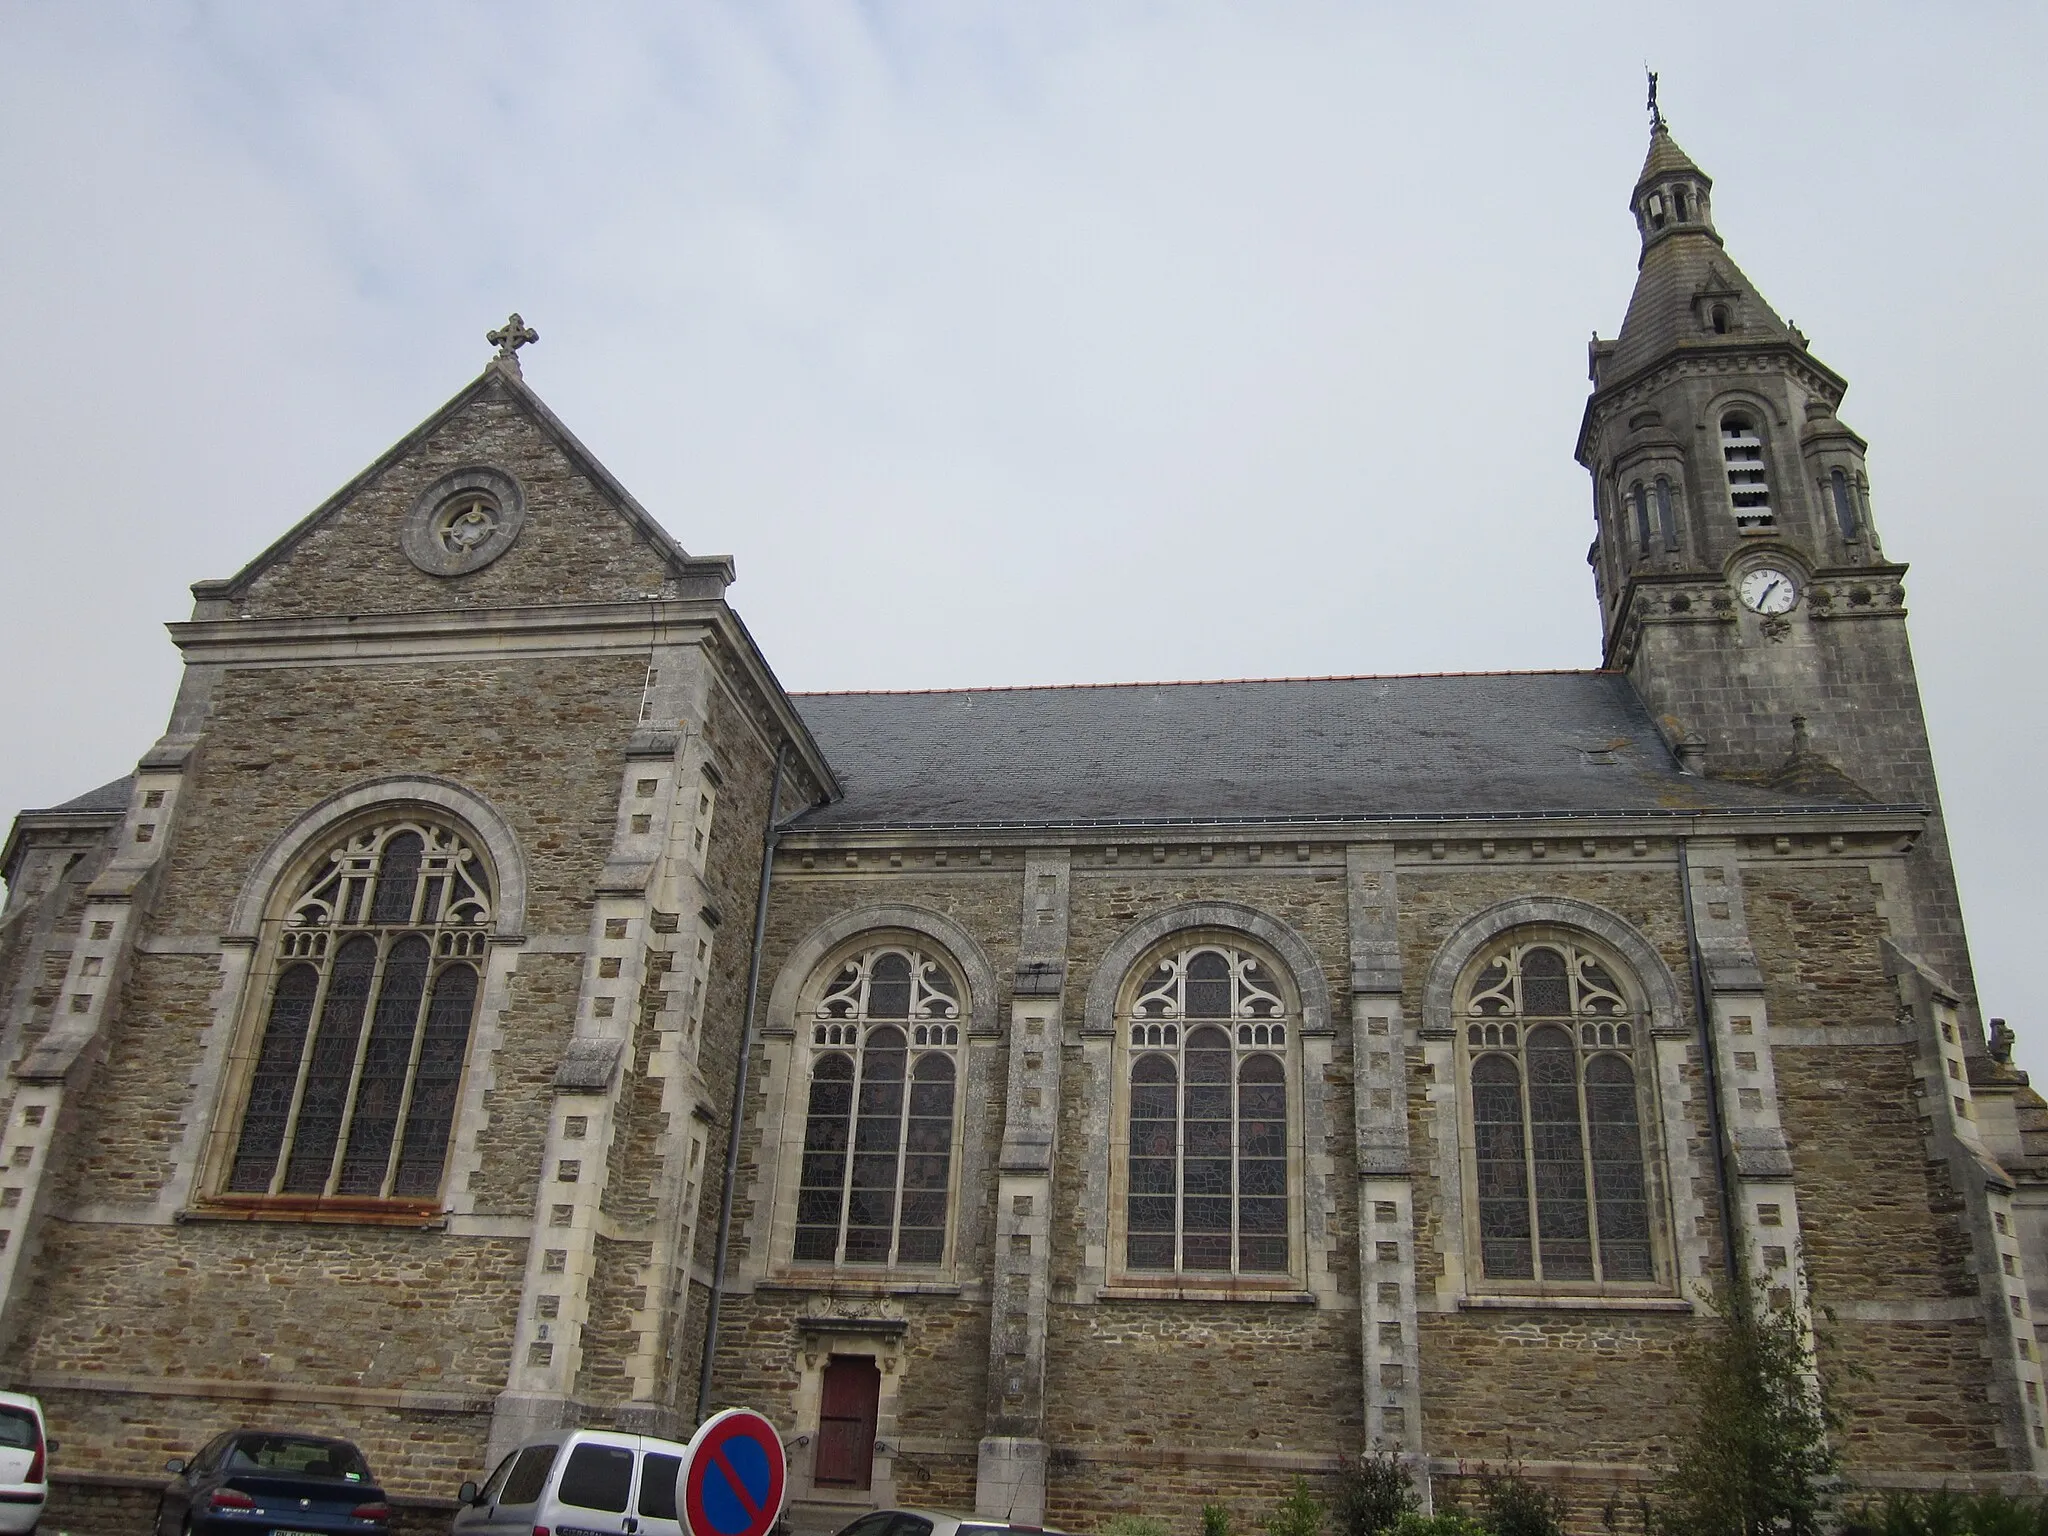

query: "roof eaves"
(784, 801), (1930, 837)
(793, 667), (1614, 700)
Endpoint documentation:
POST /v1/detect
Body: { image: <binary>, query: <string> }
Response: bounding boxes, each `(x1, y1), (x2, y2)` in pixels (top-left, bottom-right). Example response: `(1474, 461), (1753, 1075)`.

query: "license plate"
(273, 1528), (326, 1535)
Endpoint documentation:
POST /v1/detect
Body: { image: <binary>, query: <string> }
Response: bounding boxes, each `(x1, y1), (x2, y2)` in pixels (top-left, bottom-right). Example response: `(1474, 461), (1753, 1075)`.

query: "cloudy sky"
(2, 3), (2042, 1068)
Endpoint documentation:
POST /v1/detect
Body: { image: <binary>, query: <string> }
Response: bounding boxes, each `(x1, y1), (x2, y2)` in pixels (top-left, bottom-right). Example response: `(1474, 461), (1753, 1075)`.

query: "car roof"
(0, 1393), (42, 1415)
(891, 1513), (1069, 1533)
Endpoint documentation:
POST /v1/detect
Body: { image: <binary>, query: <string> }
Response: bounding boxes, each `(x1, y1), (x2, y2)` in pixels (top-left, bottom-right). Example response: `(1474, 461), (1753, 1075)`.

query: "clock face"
(1738, 567), (1798, 615)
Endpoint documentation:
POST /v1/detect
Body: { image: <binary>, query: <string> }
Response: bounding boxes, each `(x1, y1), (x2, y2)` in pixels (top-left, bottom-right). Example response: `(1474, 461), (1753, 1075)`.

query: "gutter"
(777, 802), (1929, 838)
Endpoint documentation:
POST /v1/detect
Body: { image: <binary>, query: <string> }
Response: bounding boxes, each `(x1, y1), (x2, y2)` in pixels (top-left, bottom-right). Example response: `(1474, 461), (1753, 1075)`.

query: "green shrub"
(1264, 1477), (1328, 1536)
(1478, 1466), (1567, 1536)
(1388, 1513), (1486, 1536)
(1100, 1517), (1171, 1536)
(1849, 1488), (2048, 1536)
(1333, 1451), (1419, 1536)
(1203, 1504), (1235, 1536)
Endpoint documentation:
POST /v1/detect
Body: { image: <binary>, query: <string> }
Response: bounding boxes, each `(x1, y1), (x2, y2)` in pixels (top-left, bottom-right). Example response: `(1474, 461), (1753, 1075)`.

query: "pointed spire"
(1637, 122), (1707, 193)
(1592, 105), (1795, 388)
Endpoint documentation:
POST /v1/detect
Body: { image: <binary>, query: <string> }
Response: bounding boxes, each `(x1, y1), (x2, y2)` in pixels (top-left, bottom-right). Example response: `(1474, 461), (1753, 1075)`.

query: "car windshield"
(226, 1436), (370, 1481)
(0, 1409), (36, 1450)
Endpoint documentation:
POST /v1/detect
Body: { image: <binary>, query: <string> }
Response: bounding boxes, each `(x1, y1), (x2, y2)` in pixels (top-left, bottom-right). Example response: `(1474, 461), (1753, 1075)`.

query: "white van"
(453, 1429), (689, 1536)
(0, 1391), (51, 1536)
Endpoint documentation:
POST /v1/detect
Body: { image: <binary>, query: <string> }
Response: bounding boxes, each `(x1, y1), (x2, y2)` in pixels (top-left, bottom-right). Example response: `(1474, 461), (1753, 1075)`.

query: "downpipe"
(696, 744), (789, 1422)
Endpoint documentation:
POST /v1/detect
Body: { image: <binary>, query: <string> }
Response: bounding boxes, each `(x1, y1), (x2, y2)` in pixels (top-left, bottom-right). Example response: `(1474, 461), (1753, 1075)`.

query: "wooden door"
(814, 1355), (881, 1489)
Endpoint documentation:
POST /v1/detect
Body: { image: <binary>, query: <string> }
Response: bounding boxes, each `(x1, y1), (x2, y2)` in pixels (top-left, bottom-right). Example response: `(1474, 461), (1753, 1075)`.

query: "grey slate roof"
(42, 776), (133, 815)
(790, 671), (1871, 831)
(1636, 125), (1706, 188)
(1606, 233), (1793, 383)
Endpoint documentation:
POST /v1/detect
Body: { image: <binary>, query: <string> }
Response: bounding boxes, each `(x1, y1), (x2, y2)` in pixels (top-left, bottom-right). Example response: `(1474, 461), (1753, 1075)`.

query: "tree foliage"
(1265, 1478), (1329, 1536)
(1333, 1451), (1420, 1536)
(1654, 1280), (1838, 1536)
(1477, 1465), (1567, 1536)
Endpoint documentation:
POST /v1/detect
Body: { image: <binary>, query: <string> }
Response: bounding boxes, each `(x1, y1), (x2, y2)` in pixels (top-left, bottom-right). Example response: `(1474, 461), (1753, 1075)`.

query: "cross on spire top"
(487, 313), (539, 372)
(1646, 67), (1665, 132)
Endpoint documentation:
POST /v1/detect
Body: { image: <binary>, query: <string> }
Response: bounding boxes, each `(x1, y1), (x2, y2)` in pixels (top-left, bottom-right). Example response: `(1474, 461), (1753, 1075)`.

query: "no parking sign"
(677, 1408), (788, 1536)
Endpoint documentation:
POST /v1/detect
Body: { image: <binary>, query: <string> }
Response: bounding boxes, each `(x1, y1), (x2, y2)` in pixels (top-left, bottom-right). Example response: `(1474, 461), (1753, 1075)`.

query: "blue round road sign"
(679, 1408), (787, 1536)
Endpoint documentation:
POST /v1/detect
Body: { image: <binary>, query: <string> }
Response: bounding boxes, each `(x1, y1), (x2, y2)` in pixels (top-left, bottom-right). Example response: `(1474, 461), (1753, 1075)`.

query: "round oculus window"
(401, 466), (526, 575)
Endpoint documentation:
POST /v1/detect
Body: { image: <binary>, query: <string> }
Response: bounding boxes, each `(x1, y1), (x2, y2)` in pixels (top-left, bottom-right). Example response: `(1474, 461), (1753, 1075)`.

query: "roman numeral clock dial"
(1737, 566), (1799, 615)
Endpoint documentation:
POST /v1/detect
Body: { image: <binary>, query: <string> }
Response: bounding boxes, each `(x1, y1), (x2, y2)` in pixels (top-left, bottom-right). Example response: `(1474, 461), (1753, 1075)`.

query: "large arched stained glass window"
(795, 947), (962, 1267)
(1463, 938), (1655, 1284)
(227, 820), (492, 1200)
(1123, 944), (1293, 1277)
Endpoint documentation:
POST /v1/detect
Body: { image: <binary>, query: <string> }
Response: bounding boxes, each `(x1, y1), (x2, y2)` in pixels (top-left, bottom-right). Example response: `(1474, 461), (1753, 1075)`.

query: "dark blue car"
(154, 1431), (390, 1536)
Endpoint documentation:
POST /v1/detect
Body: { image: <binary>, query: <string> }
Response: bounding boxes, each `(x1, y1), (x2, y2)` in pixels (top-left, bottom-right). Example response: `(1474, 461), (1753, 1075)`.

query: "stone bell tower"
(1575, 106), (1980, 1012)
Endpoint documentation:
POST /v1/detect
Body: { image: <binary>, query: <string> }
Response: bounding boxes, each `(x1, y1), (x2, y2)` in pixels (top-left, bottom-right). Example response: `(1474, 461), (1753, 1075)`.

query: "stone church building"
(4, 120), (2045, 1528)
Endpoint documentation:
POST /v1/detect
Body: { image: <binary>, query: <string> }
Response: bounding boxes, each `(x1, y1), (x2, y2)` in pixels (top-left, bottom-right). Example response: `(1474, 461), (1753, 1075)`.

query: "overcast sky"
(2, 3), (2042, 1073)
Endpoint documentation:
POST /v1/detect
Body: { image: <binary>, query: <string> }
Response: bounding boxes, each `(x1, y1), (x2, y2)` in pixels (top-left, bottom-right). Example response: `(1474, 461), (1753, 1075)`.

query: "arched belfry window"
(795, 946), (962, 1266)
(1121, 944), (1295, 1277)
(228, 819), (493, 1201)
(1461, 937), (1657, 1285)
(1720, 412), (1775, 529)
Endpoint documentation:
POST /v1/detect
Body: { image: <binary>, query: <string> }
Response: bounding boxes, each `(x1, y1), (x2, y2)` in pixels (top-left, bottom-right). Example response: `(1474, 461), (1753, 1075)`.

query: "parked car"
(453, 1428), (689, 1536)
(832, 1511), (1073, 1536)
(154, 1430), (390, 1536)
(0, 1391), (52, 1536)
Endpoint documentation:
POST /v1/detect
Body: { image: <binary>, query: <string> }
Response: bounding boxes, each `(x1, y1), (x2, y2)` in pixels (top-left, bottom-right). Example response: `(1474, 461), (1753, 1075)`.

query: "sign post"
(677, 1408), (789, 1536)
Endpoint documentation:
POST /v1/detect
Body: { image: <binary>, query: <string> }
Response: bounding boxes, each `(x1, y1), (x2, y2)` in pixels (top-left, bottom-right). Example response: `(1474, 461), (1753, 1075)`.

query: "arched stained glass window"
(795, 946), (963, 1267)
(1462, 937), (1656, 1284)
(228, 819), (492, 1200)
(1121, 944), (1295, 1277)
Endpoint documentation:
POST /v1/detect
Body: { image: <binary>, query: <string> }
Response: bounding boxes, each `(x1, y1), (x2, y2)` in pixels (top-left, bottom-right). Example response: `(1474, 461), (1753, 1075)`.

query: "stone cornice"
(1603, 564), (1910, 668)
(165, 597), (840, 803)
(1577, 343), (1849, 466)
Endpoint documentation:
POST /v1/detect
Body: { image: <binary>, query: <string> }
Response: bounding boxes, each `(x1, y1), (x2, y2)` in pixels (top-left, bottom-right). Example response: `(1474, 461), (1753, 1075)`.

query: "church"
(3, 116), (2044, 1532)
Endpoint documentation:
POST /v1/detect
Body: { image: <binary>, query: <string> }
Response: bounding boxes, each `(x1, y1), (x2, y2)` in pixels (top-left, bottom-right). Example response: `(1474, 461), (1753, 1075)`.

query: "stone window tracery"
(1461, 937), (1656, 1285)
(794, 947), (962, 1266)
(226, 819), (492, 1201)
(1120, 944), (1294, 1277)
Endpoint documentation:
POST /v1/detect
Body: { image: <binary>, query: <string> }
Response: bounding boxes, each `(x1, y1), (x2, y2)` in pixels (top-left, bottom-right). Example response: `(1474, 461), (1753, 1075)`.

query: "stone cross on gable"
(487, 313), (539, 367)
